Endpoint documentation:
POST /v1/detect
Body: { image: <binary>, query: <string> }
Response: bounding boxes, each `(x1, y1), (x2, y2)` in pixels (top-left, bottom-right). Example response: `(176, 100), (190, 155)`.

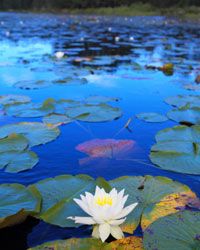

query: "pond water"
(0, 12), (200, 250)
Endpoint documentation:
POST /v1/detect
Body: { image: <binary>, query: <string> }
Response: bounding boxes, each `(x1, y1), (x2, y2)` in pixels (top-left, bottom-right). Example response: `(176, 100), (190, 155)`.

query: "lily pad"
(0, 133), (28, 153)
(136, 112), (168, 123)
(84, 96), (120, 104)
(144, 211), (200, 250)
(150, 125), (200, 174)
(165, 95), (200, 108)
(167, 106), (200, 125)
(29, 236), (143, 250)
(0, 183), (41, 229)
(65, 104), (122, 122)
(110, 175), (196, 233)
(43, 114), (73, 126)
(53, 77), (87, 85)
(30, 175), (108, 227)
(14, 80), (52, 90)
(4, 99), (55, 118)
(0, 150), (39, 173)
(0, 122), (60, 147)
(0, 95), (31, 105)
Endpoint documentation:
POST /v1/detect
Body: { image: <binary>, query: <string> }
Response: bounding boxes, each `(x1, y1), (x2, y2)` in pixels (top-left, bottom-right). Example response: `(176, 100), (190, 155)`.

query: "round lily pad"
(43, 114), (73, 126)
(0, 150), (39, 173)
(150, 125), (200, 174)
(165, 95), (200, 108)
(84, 95), (120, 104)
(0, 134), (28, 153)
(14, 80), (52, 90)
(4, 99), (55, 118)
(167, 106), (200, 125)
(65, 104), (122, 122)
(136, 112), (168, 123)
(0, 183), (41, 229)
(0, 122), (60, 147)
(28, 236), (143, 250)
(144, 211), (200, 250)
(0, 95), (31, 105)
(110, 175), (196, 233)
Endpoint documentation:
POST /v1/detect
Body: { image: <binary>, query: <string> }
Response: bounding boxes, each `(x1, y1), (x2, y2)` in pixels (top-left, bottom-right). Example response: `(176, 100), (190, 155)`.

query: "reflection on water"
(0, 12), (200, 249)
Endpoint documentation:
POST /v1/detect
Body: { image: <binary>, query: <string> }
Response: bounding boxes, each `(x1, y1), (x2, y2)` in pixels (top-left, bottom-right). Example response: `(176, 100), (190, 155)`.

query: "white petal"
(73, 198), (91, 216)
(109, 218), (126, 226)
(92, 225), (100, 239)
(115, 203), (138, 219)
(110, 226), (124, 240)
(69, 216), (96, 225)
(99, 223), (111, 242)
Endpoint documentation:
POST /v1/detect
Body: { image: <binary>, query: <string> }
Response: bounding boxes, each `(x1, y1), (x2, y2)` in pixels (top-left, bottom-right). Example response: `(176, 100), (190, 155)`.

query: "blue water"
(0, 12), (199, 249)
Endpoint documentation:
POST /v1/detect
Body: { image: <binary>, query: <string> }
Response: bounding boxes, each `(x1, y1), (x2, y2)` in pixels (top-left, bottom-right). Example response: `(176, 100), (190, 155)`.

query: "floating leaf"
(0, 122), (60, 147)
(136, 112), (168, 123)
(167, 106), (200, 125)
(84, 95), (120, 104)
(14, 80), (52, 90)
(0, 133), (28, 153)
(165, 95), (200, 108)
(43, 114), (73, 126)
(53, 77), (87, 85)
(0, 183), (41, 229)
(0, 95), (31, 105)
(29, 236), (143, 250)
(4, 99), (55, 118)
(30, 175), (108, 227)
(65, 104), (122, 122)
(144, 211), (200, 250)
(0, 150), (39, 173)
(150, 125), (200, 174)
(110, 175), (196, 233)
(183, 84), (200, 91)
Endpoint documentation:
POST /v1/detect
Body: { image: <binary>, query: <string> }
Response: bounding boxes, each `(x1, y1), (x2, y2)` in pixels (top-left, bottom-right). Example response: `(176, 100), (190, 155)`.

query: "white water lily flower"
(55, 51), (65, 59)
(68, 186), (138, 242)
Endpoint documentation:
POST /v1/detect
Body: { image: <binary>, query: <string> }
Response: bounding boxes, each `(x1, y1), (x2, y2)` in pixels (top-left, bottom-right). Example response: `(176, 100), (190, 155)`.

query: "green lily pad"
(167, 106), (200, 125)
(0, 95), (31, 105)
(29, 236), (143, 250)
(43, 114), (73, 126)
(65, 104), (122, 122)
(136, 112), (168, 123)
(110, 175), (196, 233)
(0, 134), (28, 153)
(84, 96), (120, 104)
(4, 99), (55, 118)
(165, 95), (200, 108)
(150, 125), (200, 174)
(53, 77), (87, 85)
(0, 150), (39, 173)
(0, 183), (41, 229)
(143, 211), (200, 250)
(30, 175), (109, 227)
(0, 122), (60, 147)
(14, 80), (52, 90)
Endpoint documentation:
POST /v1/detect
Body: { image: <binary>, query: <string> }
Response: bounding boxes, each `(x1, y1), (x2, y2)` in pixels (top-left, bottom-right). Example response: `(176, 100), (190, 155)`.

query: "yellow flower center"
(95, 195), (113, 206)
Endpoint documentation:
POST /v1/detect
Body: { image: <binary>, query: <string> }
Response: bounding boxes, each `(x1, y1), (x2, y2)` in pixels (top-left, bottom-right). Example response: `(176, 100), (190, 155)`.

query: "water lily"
(55, 51), (65, 59)
(68, 186), (138, 242)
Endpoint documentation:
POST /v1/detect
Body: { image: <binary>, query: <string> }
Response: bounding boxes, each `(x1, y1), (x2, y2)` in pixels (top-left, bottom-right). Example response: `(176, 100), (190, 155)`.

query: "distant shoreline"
(1, 3), (200, 21)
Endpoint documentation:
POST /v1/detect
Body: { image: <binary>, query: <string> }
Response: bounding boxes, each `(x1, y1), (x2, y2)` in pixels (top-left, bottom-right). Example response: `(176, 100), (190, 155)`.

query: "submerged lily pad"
(0, 183), (41, 229)
(0, 150), (39, 173)
(0, 134), (28, 153)
(144, 211), (200, 250)
(4, 99), (55, 118)
(14, 80), (52, 90)
(65, 104), (122, 122)
(167, 106), (200, 125)
(0, 122), (60, 147)
(0, 95), (31, 105)
(136, 112), (168, 123)
(150, 125), (200, 174)
(29, 236), (143, 250)
(110, 175), (196, 233)
(43, 114), (73, 126)
(30, 175), (108, 227)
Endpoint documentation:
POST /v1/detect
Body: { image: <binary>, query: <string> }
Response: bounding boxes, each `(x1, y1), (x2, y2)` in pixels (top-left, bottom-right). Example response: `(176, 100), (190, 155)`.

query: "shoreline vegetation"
(2, 3), (200, 20)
